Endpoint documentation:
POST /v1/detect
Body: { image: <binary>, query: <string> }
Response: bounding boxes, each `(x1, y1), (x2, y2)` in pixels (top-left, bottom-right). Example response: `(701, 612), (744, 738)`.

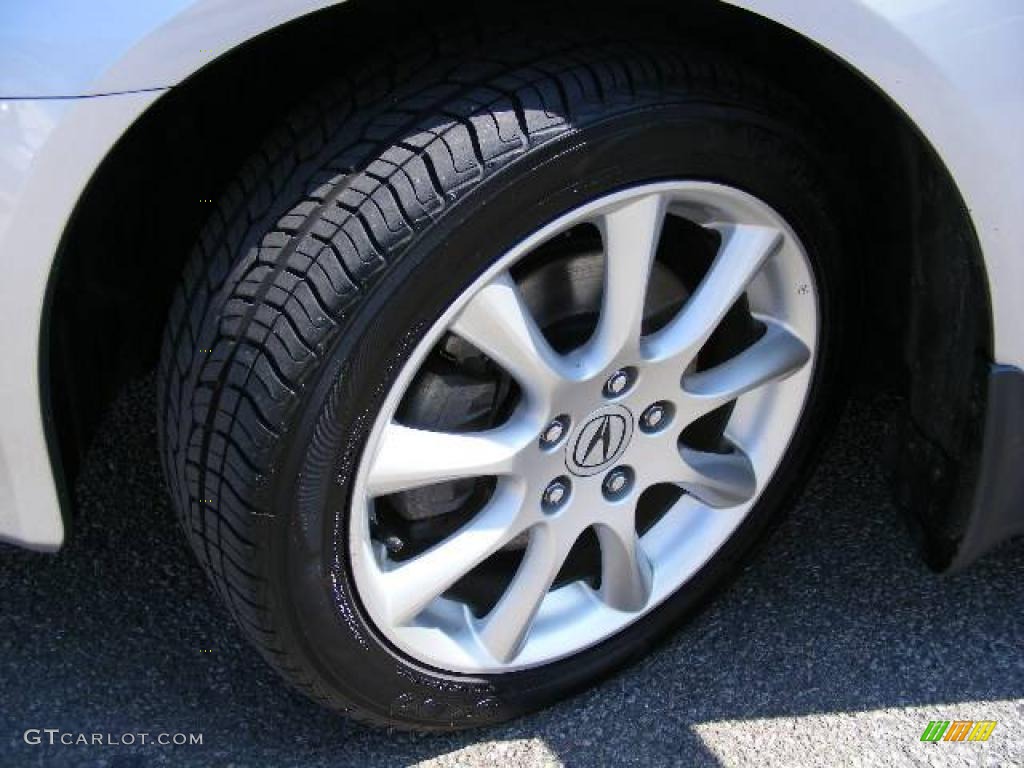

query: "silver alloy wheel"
(350, 181), (819, 673)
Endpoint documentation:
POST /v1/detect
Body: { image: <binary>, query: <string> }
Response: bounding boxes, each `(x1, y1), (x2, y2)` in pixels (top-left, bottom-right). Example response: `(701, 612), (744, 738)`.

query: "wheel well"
(45, 0), (991, 558)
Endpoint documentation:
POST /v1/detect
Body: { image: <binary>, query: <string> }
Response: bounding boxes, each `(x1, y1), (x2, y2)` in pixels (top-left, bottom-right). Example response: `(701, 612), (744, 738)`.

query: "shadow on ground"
(2, 376), (1022, 767)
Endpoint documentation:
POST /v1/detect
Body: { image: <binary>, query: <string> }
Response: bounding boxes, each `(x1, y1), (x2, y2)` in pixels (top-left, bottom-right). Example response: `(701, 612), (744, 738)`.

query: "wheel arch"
(41, 0), (994, 567)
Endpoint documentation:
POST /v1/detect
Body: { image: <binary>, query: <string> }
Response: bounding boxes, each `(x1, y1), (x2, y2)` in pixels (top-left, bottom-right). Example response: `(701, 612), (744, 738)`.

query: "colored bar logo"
(920, 720), (997, 742)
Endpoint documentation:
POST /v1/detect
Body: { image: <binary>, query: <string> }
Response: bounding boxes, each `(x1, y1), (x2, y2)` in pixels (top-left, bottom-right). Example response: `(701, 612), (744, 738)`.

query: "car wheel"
(158, 33), (843, 729)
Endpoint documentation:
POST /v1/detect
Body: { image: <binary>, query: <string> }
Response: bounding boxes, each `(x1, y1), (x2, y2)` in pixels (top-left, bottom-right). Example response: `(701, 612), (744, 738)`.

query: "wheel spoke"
(380, 483), (525, 625)
(595, 518), (652, 612)
(677, 445), (757, 508)
(366, 422), (526, 496)
(583, 193), (668, 369)
(645, 224), (782, 364)
(681, 320), (810, 418)
(475, 525), (575, 663)
(451, 271), (564, 401)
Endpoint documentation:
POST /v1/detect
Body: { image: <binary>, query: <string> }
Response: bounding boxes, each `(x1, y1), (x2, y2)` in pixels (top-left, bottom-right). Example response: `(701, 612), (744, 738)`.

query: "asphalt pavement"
(2, 376), (1023, 767)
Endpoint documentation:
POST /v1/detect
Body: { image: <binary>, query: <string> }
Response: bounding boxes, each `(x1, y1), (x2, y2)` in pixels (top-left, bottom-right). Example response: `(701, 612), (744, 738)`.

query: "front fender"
(726, 0), (1024, 370)
(0, 0), (338, 98)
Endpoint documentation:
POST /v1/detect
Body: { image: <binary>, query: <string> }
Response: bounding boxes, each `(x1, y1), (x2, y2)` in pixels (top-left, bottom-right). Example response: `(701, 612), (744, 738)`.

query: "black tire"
(158, 27), (844, 730)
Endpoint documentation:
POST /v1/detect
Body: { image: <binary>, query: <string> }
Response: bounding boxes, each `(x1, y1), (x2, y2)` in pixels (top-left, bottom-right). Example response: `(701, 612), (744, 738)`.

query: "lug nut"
(604, 368), (634, 397)
(605, 472), (627, 494)
(640, 402), (671, 433)
(540, 415), (569, 449)
(602, 466), (633, 500)
(542, 477), (571, 512)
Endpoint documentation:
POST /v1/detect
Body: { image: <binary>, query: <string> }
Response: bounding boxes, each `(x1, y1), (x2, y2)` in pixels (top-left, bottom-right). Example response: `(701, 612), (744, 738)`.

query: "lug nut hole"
(603, 367), (637, 398)
(542, 476), (572, 513)
(602, 466), (634, 501)
(539, 415), (571, 450)
(639, 401), (674, 433)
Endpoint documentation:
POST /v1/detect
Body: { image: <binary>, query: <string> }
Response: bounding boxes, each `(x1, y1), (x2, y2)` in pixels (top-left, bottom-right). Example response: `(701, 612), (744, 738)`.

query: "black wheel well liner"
(42, 0), (992, 565)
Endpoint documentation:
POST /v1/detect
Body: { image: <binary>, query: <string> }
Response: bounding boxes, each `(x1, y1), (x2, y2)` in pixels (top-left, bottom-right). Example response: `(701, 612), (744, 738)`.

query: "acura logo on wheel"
(566, 405), (633, 476)
(576, 415), (624, 467)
